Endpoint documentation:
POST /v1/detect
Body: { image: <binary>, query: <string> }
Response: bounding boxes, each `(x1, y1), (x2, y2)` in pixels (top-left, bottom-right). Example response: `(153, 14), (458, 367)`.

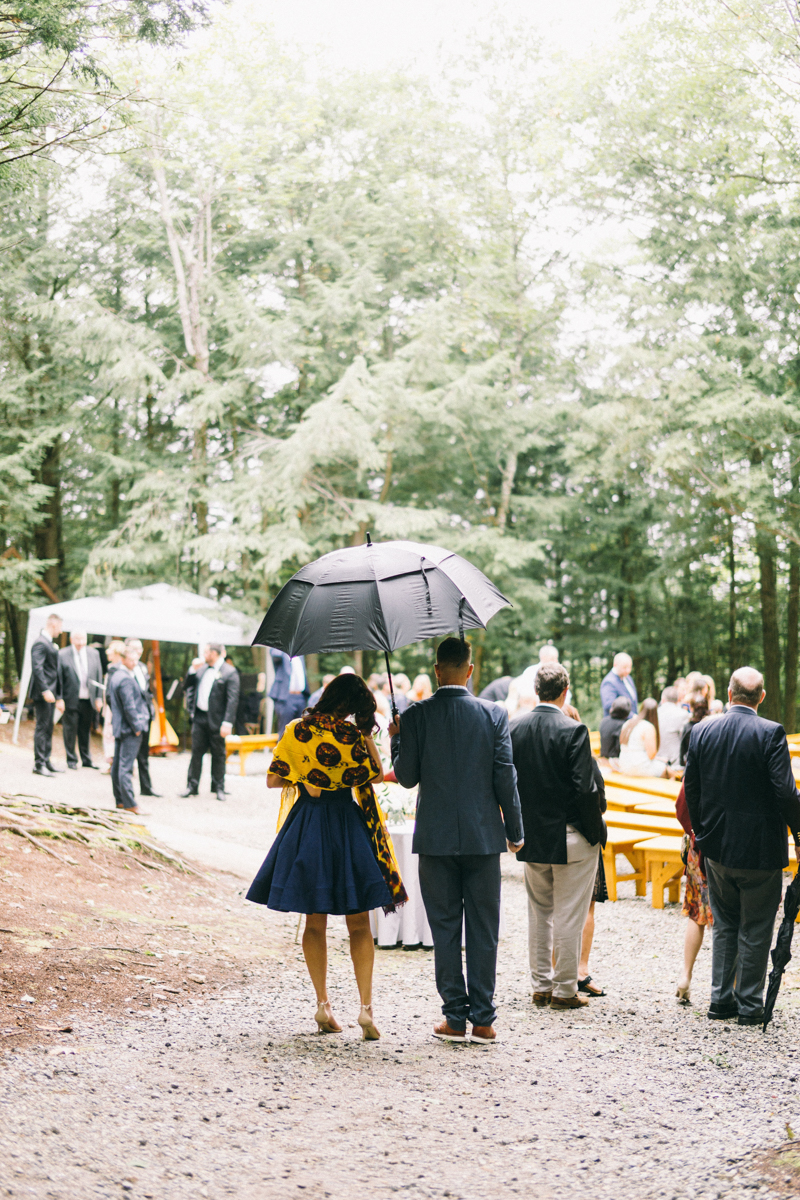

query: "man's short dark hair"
(610, 695), (632, 718)
(729, 668), (764, 707)
(207, 642), (224, 656)
(436, 637), (471, 671)
(537, 662), (570, 703)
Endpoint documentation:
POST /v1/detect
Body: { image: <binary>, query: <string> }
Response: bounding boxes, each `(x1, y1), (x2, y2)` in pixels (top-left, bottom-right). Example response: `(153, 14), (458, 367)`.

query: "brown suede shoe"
(532, 992), (552, 1007)
(432, 1021), (466, 1041)
(470, 1025), (496, 1044)
(550, 994), (589, 1010)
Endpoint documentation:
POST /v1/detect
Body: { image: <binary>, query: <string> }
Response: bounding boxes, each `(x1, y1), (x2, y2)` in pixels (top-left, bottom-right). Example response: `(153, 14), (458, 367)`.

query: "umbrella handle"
(384, 651), (399, 722)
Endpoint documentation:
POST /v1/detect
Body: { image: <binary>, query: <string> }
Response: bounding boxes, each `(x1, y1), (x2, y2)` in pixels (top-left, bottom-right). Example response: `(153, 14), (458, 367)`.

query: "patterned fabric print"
(271, 714), (408, 911)
(682, 838), (713, 926)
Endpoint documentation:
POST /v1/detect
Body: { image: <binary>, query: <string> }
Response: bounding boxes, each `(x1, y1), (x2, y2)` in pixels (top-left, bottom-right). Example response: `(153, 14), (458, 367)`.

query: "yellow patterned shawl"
(271, 712), (408, 911)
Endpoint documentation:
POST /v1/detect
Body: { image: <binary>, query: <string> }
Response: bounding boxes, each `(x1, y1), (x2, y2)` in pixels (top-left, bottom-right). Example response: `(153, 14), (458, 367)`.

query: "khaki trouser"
(524, 827), (599, 999)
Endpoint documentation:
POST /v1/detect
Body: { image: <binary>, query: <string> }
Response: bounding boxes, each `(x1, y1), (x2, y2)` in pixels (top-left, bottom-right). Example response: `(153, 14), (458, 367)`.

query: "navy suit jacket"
(30, 634), (60, 702)
(600, 670), (638, 717)
(390, 686), (523, 855)
(684, 705), (800, 870)
(269, 650), (307, 705)
(110, 670), (151, 738)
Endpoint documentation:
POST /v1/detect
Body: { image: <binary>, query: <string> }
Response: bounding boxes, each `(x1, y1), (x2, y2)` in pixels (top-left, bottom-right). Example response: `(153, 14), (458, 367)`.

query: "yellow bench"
(605, 810), (683, 838)
(606, 785), (660, 812)
(602, 828), (654, 901)
(640, 836), (685, 908)
(600, 770), (682, 800)
(632, 799), (678, 818)
(225, 733), (279, 776)
(589, 731), (601, 756)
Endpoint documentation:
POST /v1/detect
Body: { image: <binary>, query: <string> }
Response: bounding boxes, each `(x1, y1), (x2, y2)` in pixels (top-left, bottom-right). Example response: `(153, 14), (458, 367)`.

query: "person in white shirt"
(181, 643), (240, 801)
(657, 686), (688, 767)
(57, 630), (103, 769)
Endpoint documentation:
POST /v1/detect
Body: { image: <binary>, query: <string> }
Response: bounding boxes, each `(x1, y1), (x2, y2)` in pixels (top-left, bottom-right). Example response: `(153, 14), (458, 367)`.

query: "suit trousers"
(705, 858), (783, 1017)
(33, 700), (55, 769)
(524, 828), (599, 999)
(112, 733), (141, 810)
(417, 853), (501, 1029)
(187, 711), (226, 794)
(135, 719), (154, 793)
(61, 699), (94, 767)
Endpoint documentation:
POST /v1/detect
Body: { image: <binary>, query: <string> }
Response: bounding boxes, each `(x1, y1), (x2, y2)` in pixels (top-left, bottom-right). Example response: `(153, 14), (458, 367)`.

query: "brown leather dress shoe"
(532, 992), (552, 1007)
(432, 1021), (466, 1041)
(550, 994), (589, 1010)
(470, 1025), (496, 1044)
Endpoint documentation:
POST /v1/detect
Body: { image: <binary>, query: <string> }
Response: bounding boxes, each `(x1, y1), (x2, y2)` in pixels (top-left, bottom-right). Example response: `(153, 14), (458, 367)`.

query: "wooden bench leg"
(668, 877), (681, 904)
(239, 748), (250, 776)
(650, 861), (682, 909)
(603, 846), (618, 902)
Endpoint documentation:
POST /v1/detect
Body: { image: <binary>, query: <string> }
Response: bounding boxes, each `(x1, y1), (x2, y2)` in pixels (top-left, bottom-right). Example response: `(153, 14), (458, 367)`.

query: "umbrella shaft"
(384, 651), (399, 721)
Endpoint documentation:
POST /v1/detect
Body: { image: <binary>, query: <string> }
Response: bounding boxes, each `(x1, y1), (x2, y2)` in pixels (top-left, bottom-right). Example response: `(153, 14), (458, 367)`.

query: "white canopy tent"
(13, 583), (265, 744)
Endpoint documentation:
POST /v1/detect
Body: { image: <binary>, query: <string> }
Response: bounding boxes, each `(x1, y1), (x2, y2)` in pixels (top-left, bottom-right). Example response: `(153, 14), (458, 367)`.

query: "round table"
(370, 821), (434, 949)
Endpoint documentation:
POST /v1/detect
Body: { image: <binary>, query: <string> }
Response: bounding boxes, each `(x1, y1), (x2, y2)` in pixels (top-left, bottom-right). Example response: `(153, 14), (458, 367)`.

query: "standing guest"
(390, 637), (524, 1044)
(565, 703), (608, 998)
(109, 643), (150, 813)
(657, 686), (688, 767)
(673, 677), (688, 703)
(479, 674), (512, 704)
(600, 652), (639, 717)
(307, 673), (335, 709)
(680, 692), (709, 766)
(683, 671), (709, 704)
(248, 674), (406, 1040)
(684, 666), (800, 1024)
(269, 649), (308, 736)
(124, 639), (161, 798)
(407, 673), (433, 704)
(101, 640), (125, 777)
(511, 663), (605, 1010)
(618, 698), (669, 778)
(30, 613), (65, 776)
(598, 696), (631, 761)
(181, 643), (240, 801)
(674, 781), (713, 1005)
(58, 630), (103, 770)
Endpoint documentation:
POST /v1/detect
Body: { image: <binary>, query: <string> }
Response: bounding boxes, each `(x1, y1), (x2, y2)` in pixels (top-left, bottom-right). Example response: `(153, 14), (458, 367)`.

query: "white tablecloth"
(370, 822), (433, 949)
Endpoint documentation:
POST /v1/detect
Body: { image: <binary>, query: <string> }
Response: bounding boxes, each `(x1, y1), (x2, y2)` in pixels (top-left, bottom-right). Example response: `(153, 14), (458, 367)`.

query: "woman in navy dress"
(247, 674), (392, 1040)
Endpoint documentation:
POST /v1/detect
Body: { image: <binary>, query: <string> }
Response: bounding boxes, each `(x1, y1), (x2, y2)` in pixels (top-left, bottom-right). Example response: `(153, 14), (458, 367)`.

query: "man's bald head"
(613, 652), (632, 676)
(538, 644), (559, 665)
(729, 667), (765, 709)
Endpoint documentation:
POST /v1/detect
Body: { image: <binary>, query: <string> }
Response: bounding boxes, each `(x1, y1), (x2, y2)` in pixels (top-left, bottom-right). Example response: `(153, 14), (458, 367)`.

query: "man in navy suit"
(269, 649), (308, 736)
(600, 651), (639, 716)
(390, 637), (524, 1044)
(109, 644), (151, 812)
(684, 666), (800, 1025)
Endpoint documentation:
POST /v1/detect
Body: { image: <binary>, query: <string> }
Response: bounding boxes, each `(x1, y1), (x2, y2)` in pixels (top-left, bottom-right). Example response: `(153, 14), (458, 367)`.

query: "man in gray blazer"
(390, 637), (524, 1044)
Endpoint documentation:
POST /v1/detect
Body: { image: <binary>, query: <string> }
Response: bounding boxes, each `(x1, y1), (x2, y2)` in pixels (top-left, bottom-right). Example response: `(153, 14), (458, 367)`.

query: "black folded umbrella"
(763, 837), (800, 1032)
(252, 535), (511, 713)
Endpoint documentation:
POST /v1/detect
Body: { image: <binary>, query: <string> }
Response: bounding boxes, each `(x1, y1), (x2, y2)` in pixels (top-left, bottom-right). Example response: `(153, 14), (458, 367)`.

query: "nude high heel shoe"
(357, 1004), (380, 1041)
(314, 1001), (342, 1033)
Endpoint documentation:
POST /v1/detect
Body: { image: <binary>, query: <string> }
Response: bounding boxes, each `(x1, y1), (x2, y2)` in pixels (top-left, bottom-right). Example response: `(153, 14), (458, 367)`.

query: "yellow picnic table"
(224, 733), (279, 775)
(632, 799), (678, 818)
(602, 827), (653, 901)
(606, 785), (658, 812)
(589, 730), (601, 756)
(605, 810), (683, 838)
(599, 769), (682, 800)
(640, 836), (685, 909)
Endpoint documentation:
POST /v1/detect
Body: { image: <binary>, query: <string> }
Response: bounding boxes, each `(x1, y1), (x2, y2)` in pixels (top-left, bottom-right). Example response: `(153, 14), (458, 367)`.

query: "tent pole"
(384, 651), (398, 721)
(12, 611), (37, 745)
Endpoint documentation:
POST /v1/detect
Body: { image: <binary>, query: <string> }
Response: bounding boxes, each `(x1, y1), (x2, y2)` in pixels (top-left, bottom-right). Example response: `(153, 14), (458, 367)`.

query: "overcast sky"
(237, 0), (622, 71)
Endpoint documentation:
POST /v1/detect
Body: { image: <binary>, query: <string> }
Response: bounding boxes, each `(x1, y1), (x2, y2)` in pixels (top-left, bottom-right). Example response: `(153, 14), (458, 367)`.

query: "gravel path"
(3, 856), (800, 1200)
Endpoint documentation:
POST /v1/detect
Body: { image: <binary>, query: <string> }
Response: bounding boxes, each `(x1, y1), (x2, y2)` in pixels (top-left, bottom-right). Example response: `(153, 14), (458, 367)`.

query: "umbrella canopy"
(763, 851), (800, 1031)
(252, 538), (511, 655)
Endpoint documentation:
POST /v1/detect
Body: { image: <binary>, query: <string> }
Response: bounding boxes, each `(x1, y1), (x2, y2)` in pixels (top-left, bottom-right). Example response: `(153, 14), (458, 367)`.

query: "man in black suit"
(511, 662), (605, 1011)
(125, 638), (161, 798)
(684, 666), (800, 1025)
(390, 637), (524, 1044)
(181, 643), (240, 801)
(109, 643), (151, 812)
(30, 612), (65, 776)
(58, 630), (104, 770)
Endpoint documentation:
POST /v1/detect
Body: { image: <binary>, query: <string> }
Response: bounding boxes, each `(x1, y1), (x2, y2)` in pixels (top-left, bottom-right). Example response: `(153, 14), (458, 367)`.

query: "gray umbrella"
(252, 535), (511, 711)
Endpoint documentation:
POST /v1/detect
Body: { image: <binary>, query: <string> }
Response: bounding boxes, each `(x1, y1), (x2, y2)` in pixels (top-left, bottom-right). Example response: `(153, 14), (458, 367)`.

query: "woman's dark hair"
(619, 697), (660, 751)
(307, 673), (377, 734)
(688, 691), (709, 724)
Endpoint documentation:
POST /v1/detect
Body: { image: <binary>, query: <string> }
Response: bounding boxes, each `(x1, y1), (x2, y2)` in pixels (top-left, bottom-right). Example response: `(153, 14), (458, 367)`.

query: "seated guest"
(511, 663), (605, 1010)
(680, 692), (709, 766)
(599, 696), (631, 760)
(657, 686), (688, 767)
(618, 698), (669, 777)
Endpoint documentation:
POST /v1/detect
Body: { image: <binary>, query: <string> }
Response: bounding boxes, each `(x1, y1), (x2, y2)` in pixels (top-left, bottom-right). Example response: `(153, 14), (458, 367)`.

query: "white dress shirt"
(288, 657), (306, 694)
(72, 645), (89, 699)
(196, 665), (219, 712)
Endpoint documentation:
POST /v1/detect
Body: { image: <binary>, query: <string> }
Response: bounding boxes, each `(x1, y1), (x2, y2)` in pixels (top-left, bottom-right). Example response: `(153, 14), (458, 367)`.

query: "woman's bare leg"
(302, 913), (329, 1003)
(677, 918), (705, 991)
(578, 901), (596, 979)
(345, 911), (374, 1007)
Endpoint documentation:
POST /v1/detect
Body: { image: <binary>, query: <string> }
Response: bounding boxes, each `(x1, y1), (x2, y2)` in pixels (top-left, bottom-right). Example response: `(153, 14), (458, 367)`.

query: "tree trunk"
(34, 438), (63, 599)
(757, 530), (782, 721)
(728, 519), (737, 675)
(785, 539), (799, 732)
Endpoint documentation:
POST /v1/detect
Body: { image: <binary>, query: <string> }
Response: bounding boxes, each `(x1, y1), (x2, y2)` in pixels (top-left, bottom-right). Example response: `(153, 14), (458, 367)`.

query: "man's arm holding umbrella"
(388, 706), (420, 789)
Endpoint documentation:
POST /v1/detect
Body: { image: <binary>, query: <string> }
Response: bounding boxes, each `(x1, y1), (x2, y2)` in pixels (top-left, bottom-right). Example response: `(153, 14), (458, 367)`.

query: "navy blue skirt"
(246, 784), (392, 915)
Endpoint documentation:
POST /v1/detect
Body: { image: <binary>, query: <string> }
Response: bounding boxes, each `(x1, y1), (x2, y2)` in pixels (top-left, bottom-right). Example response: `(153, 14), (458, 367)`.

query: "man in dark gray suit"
(109, 644), (151, 812)
(30, 612), (65, 776)
(58, 630), (103, 769)
(685, 666), (800, 1025)
(390, 637), (524, 1044)
(181, 643), (240, 801)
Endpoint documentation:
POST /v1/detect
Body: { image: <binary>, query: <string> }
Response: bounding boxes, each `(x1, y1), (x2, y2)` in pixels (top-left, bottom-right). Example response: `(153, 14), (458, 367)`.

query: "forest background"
(2, 0), (800, 727)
